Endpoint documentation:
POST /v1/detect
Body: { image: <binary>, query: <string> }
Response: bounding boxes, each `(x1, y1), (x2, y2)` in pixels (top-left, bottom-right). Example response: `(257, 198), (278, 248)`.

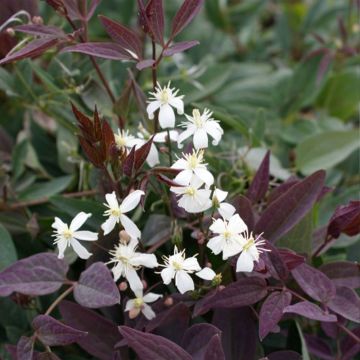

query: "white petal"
(171, 158), (188, 170)
(207, 235), (225, 255)
(101, 216), (117, 235)
(105, 192), (119, 209)
(159, 103), (175, 129)
(177, 128), (194, 148)
(170, 186), (186, 195)
(218, 203), (236, 220)
(120, 214), (141, 239)
(161, 267), (175, 284)
(70, 212), (91, 232)
(52, 217), (67, 231)
(146, 144), (159, 167)
(56, 239), (67, 259)
(228, 214), (248, 234)
(194, 168), (214, 187)
(130, 253), (158, 268)
(196, 267), (216, 281)
(204, 120), (223, 145)
(142, 303), (156, 320)
(112, 263), (124, 282)
(182, 257), (201, 272)
(193, 129), (208, 149)
(175, 270), (194, 294)
(70, 239), (92, 259)
(146, 100), (161, 119)
(236, 251), (255, 272)
(169, 96), (184, 115)
(209, 218), (226, 234)
(125, 299), (135, 312)
(125, 267), (143, 292)
(143, 292), (162, 303)
(120, 190), (144, 213)
(222, 240), (243, 260)
(213, 188), (228, 203)
(174, 170), (193, 186)
(73, 231), (98, 241)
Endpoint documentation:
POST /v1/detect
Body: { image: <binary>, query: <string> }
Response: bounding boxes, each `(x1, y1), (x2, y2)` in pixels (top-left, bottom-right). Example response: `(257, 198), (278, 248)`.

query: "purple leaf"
(267, 177), (299, 204)
(278, 249), (305, 271)
(134, 136), (154, 171)
(341, 326), (360, 360)
(0, 253), (68, 297)
(262, 242), (289, 280)
(74, 262), (120, 308)
(87, 0), (101, 20)
(283, 301), (337, 322)
(37, 352), (62, 360)
(291, 263), (335, 303)
(259, 291), (292, 340)
(16, 336), (34, 360)
(194, 277), (267, 316)
(327, 286), (360, 323)
(136, 59), (155, 70)
(232, 195), (255, 231)
(145, 0), (165, 45)
(319, 261), (360, 289)
(99, 16), (142, 59)
(119, 326), (192, 360)
(123, 146), (136, 177)
(316, 51), (333, 84)
(163, 40), (199, 56)
(182, 324), (224, 360)
(171, 0), (204, 37)
(304, 334), (333, 360)
(61, 42), (132, 60)
(59, 300), (119, 360)
(266, 351), (302, 360)
(246, 150), (270, 203)
(15, 24), (65, 37)
(212, 307), (257, 360)
(255, 170), (325, 242)
(32, 315), (87, 346)
(0, 38), (58, 65)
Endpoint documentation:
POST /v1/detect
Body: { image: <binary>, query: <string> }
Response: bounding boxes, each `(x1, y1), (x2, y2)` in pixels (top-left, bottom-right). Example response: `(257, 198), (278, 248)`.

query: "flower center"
(134, 297), (144, 308)
(243, 238), (255, 252)
(192, 109), (203, 128)
(160, 89), (169, 103)
(62, 228), (73, 240)
(110, 208), (121, 217)
(172, 261), (183, 270)
(185, 187), (196, 196)
(115, 135), (127, 148)
(223, 230), (232, 240)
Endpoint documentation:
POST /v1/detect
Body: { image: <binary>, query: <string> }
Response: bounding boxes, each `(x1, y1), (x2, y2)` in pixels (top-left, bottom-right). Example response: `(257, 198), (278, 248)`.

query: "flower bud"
(32, 16), (44, 25)
(164, 296), (174, 307)
(118, 282), (128, 291)
(141, 280), (148, 289)
(211, 274), (222, 287)
(119, 230), (131, 244)
(6, 28), (15, 37)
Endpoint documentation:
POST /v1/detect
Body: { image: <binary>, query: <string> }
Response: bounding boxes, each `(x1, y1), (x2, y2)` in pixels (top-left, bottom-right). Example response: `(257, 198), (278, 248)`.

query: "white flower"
(196, 267), (217, 281)
(125, 288), (162, 320)
(170, 177), (212, 213)
(108, 238), (158, 291)
(171, 149), (214, 187)
(236, 231), (269, 273)
(207, 214), (247, 260)
(101, 190), (144, 238)
(52, 212), (98, 260)
(160, 246), (202, 294)
(146, 82), (184, 129)
(178, 109), (223, 149)
(114, 129), (138, 150)
(212, 188), (236, 220)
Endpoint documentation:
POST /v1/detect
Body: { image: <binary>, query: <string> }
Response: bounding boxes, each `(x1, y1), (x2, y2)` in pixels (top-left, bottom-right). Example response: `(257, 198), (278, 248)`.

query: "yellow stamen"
(134, 298), (144, 308)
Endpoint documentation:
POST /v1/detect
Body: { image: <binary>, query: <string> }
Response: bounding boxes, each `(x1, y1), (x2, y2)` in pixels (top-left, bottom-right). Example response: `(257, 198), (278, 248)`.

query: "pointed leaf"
(284, 301), (337, 322)
(136, 59), (155, 70)
(0, 253), (68, 297)
(119, 326), (192, 360)
(163, 40), (199, 56)
(319, 261), (360, 289)
(15, 24), (65, 37)
(123, 146), (136, 177)
(74, 262), (120, 308)
(145, 0), (165, 44)
(255, 170), (325, 242)
(16, 336), (34, 360)
(134, 136), (154, 171)
(259, 291), (292, 340)
(32, 315), (87, 346)
(232, 195), (255, 231)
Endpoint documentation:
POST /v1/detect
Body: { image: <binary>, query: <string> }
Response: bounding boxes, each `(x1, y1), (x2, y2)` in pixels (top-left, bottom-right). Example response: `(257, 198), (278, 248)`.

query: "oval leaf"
(163, 40), (199, 57)
(320, 261), (360, 289)
(16, 336), (34, 360)
(283, 301), (337, 322)
(0, 224), (17, 271)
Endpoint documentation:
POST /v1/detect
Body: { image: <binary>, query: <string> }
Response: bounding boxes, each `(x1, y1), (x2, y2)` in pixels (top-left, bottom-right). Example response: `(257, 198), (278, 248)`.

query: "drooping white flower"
(125, 288), (162, 320)
(207, 214), (247, 260)
(170, 177), (212, 213)
(114, 129), (138, 150)
(236, 231), (270, 273)
(212, 188), (236, 220)
(146, 82), (184, 129)
(52, 212), (98, 260)
(108, 238), (158, 291)
(178, 109), (223, 149)
(160, 246), (202, 294)
(171, 149), (214, 187)
(196, 267), (217, 281)
(101, 190), (144, 238)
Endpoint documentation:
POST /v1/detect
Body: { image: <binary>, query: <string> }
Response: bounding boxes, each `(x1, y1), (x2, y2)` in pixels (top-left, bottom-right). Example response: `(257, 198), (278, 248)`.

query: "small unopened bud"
(118, 282), (128, 291)
(6, 28), (15, 37)
(197, 237), (205, 245)
(32, 16), (44, 25)
(212, 274), (222, 287)
(141, 280), (148, 289)
(119, 230), (131, 244)
(218, 285), (226, 291)
(205, 262), (212, 268)
(164, 296), (174, 307)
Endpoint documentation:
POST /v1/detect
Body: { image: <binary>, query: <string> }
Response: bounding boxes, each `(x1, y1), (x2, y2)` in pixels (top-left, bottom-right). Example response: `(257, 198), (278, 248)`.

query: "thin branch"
(45, 285), (75, 316)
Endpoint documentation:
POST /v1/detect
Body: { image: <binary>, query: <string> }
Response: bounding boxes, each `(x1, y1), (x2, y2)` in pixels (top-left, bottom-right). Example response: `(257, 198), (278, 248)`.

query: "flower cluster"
(51, 82), (269, 321)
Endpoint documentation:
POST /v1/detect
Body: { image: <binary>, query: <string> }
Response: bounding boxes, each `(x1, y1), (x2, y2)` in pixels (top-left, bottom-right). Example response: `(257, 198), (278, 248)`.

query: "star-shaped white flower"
(207, 214), (247, 260)
(236, 230), (270, 273)
(101, 190), (144, 238)
(160, 246), (213, 294)
(212, 188), (236, 220)
(114, 129), (138, 150)
(178, 108), (223, 149)
(125, 288), (162, 320)
(108, 238), (158, 291)
(146, 82), (184, 129)
(52, 212), (98, 260)
(170, 177), (212, 214)
(171, 149), (214, 187)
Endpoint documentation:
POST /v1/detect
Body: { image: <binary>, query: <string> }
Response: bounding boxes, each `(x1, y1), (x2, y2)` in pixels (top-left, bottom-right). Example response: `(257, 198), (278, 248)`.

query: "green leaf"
(11, 140), (28, 180)
(295, 321), (310, 360)
(296, 130), (360, 175)
(0, 224), (17, 271)
(18, 176), (73, 200)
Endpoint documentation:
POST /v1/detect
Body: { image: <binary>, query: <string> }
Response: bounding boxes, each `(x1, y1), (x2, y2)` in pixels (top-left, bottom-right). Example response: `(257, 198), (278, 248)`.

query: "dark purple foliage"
(319, 261), (360, 289)
(266, 351), (302, 360)
(119, 326), (192, 360)
(283, 301), (337, 322)
(259, 291), (292, 340)
(232, 195), (255, 231)
(32, 315), (87, 346)
(15, 24), (65, 37)
(74, 262), (120, 308)
(278, 249), (305, 270)
(304, 334), (333, 360)
(16, 336), (34, 360)
(340, 327), (360, 360)
(163, 40), (200, 56)
(145, 0), (165, 45)
(0, 253), (68, 296)
(291, 263), (336, 303)
(136, 59), (156, 70)
(263, 241), (289, 280)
